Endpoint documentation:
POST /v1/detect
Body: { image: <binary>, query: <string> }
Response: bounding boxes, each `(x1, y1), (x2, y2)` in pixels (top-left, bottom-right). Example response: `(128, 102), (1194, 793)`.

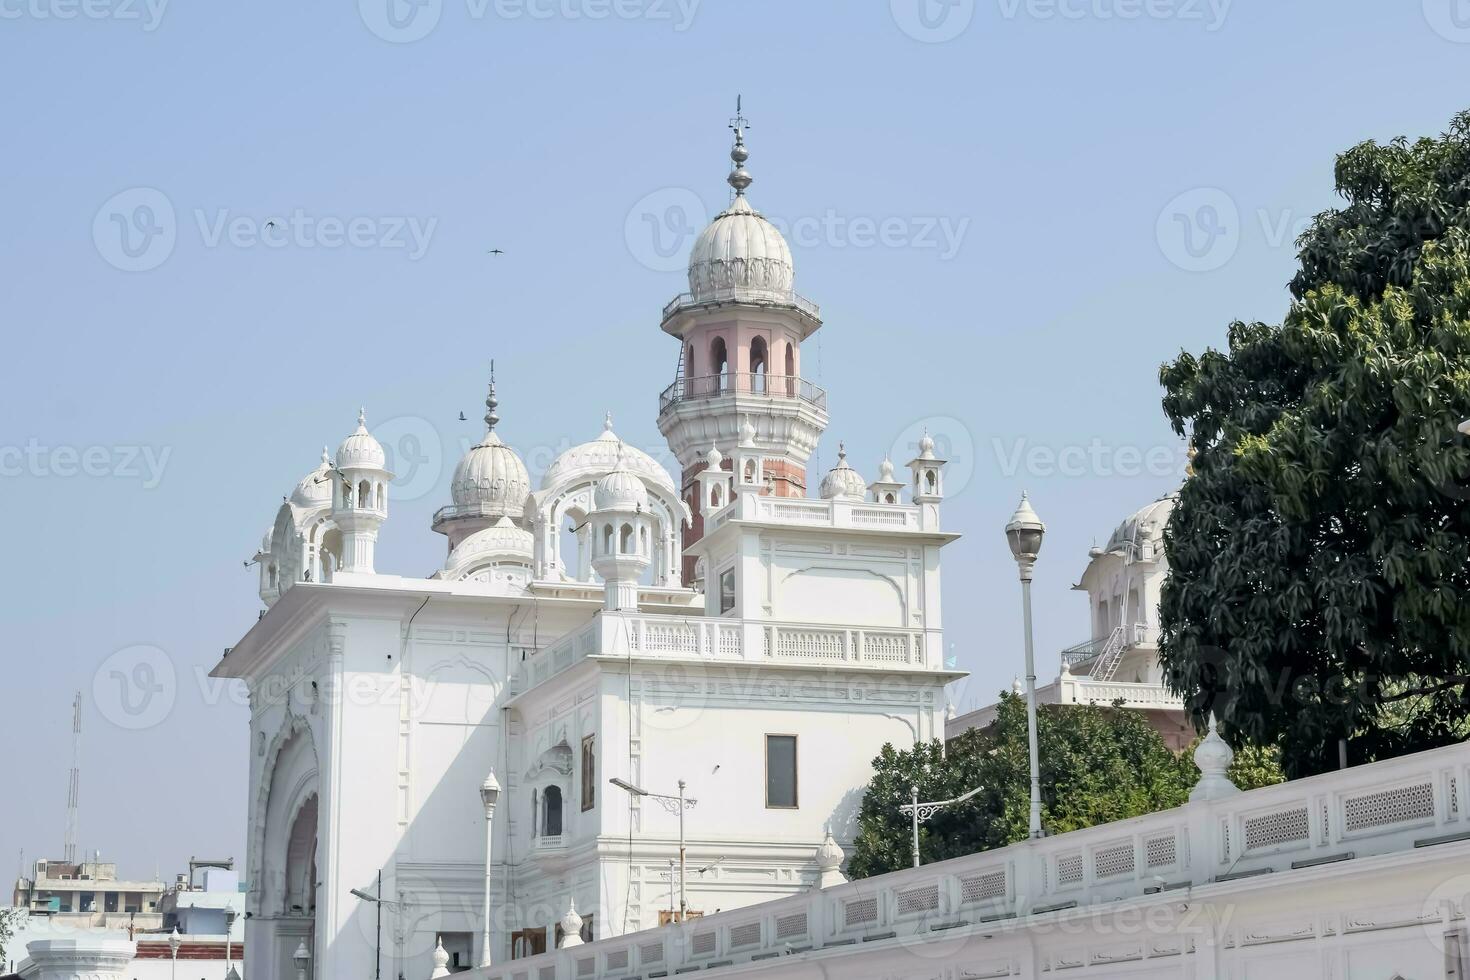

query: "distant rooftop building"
(11, 858), (165, 932)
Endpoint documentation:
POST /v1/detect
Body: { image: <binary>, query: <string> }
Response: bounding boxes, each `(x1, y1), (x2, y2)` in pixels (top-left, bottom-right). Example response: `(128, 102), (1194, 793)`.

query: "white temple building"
(214, 115), (962, 980)
(947, 491), (1190, 748)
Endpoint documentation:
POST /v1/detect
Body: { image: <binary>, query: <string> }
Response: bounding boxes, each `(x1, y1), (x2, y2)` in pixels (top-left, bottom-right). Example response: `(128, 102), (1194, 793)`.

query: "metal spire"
(484, 359), (500, 433)
(727, 95), (752, 197)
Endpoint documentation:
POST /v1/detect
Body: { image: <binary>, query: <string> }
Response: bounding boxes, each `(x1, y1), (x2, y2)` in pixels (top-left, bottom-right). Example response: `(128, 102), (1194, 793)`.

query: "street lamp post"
(611, 777), (698, 921)
(479, 772), (501, 968)
(224, 907), (237, 979)
(291, 939), (309, 980)
(898, 784), (985, 868)
(1005, 491), (1047, 839)
(167, 926), (180, 980)
(349, 878), (407, 980)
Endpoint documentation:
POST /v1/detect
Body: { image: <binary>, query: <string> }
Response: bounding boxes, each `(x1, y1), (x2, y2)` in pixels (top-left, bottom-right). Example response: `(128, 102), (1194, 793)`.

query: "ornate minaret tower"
(657, 102), (829, 579)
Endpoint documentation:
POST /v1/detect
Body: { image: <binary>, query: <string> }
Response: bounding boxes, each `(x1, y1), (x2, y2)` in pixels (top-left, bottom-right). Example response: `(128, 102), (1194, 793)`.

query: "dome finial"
(357, 407), (367, 430)
(727, 95), (753, 197)
(604, 411), (614, 432)
(484, 359), (500, 434)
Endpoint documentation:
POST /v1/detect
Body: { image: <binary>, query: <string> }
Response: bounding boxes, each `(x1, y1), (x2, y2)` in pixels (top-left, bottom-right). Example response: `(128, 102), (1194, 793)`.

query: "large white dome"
(687, 195), (794, 302)
(540, 416), (677, 498)
(450, 431), (531, 516)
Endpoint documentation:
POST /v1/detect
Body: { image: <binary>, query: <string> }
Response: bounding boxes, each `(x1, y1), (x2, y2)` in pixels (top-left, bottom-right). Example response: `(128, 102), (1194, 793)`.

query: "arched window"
(884, 492), (896, 504)
(602, 524), (614, 555)
(925, 470), (937, 493)
(619, 523), (633, 553)
(743, 460), (756, 483)
(542, 786), (563, 836)
(375, 483), (385, 510)
(531, 789), (539, 839)
(710, 336), (729, 393)
(358, 479), (372, 509)
(784, 343), (796, 396)
(638, 526), (647, 554)
(710, 484), (723, 509)
(750, 336), (768, 393)
(686, 343), (696, 379)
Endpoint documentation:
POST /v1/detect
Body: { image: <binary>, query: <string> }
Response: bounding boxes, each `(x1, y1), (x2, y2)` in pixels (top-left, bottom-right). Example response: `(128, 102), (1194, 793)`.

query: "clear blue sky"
(3, 0), (1467, 881)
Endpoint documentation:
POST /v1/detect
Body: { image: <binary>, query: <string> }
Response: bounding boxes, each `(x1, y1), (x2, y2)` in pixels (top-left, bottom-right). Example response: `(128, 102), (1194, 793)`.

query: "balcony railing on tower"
(658, 373), (828, 414)
(662, 286), (821, 321)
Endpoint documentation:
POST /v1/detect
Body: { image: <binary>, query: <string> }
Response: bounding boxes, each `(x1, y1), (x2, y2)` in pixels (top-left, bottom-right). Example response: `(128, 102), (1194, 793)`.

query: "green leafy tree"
(0, 908), (28, 968)
(847, 695), (1280, 879)
(1159, 109), (1470, 777)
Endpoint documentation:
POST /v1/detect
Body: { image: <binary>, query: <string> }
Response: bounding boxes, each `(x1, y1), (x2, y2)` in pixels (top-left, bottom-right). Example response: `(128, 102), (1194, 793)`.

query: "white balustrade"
(459, 740), (1470, 980)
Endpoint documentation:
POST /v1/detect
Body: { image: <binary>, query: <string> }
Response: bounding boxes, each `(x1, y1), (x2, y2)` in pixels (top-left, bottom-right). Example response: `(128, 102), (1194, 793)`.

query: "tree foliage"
(846, 695), (1281, 879)
(1159, 109), (1470, 777)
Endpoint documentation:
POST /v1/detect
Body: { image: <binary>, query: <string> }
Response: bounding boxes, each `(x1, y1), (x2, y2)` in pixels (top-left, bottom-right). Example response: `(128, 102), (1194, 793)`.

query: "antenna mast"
(64, 692), (80, 864)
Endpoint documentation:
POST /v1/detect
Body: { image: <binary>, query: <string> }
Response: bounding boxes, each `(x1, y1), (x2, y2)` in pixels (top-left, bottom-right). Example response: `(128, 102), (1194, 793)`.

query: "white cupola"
(867, 457), (905, 504)
(818, 443), (867, 501)
(696, 443), (731, 517)
(332, 409), (393, 574)
(732, 415), (764, 491)
(590, 447), (654, 611)
(907, 430), (947, 504)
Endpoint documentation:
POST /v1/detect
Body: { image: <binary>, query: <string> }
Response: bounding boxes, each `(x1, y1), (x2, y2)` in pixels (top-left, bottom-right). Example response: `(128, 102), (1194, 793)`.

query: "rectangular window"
(765, 734), (798, 808)
(719, 568), (736, 615)
(581, 734), (596, 812)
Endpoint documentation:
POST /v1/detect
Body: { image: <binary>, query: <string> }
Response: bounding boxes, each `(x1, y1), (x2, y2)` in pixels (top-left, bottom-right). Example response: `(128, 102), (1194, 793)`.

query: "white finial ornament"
(558, 898), (585, 948)
(604, 411), (614, 432)
(1189, 714), (1241, 802)
(814, 827), (847, 889)
(428, 936), (451, 978)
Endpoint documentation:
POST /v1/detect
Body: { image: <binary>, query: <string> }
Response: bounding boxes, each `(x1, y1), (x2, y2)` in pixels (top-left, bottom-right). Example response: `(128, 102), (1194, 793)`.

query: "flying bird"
(486, 248), (504, 255)
(458, 411), (468, 421)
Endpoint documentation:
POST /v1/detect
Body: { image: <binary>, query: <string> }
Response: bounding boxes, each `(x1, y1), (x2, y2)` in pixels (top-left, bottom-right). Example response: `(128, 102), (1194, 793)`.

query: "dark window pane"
(766, 735), (797, 808)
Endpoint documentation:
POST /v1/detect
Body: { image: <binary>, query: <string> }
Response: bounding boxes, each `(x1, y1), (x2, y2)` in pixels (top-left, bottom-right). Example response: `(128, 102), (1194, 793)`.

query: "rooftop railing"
(661, 286), (821, 321)
(657, 373), (828, 415)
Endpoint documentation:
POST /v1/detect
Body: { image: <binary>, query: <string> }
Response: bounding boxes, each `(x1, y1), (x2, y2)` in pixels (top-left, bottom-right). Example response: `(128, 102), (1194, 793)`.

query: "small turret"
(332, 409), (393, 574)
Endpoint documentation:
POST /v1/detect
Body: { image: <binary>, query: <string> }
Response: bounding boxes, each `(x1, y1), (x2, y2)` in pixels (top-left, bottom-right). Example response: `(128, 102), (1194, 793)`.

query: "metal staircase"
(1089, 625), (1129, 682)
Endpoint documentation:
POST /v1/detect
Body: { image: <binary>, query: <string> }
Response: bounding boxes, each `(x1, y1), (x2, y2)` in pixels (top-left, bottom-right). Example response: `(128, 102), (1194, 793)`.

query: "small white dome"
(687, 197), (794, 302)
(815, 830), (845, 872)
(450, 431), (531, 516)
(289, 448), (335, 509)
(443, 516), (534, 577)
(878, 458), (896, 482)
(594, 458), (650, 512)
(819, 444), (867, 501)
(916, 431), (937, 459)
(703, 443), (724, 470)
(337, 409), (386, 470)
